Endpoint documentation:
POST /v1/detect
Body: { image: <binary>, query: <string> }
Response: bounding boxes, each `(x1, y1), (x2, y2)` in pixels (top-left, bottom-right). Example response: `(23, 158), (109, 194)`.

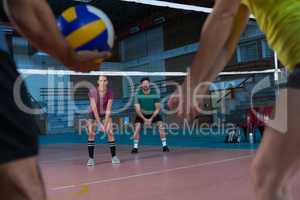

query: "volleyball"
(57, 5), (114, 52)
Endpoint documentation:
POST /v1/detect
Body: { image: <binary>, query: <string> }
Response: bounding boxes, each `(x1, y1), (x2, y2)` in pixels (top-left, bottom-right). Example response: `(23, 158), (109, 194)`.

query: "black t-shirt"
(0, 27), (39, 164)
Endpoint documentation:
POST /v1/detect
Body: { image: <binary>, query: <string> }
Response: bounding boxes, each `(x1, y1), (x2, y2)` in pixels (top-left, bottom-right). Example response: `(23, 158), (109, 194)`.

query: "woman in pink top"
(87, 76), (120, 166)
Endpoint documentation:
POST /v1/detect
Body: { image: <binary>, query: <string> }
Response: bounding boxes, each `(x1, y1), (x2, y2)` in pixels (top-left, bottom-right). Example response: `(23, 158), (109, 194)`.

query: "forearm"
(150, 109), (160, 120)
(198, 15), (249, 84)
(104, 112), (110, 121)
(104, 110), (111, 125)
(189, 2), (244, 85)
(4, 0), (72, 63)
(104, 100), (112, 123)
(92, 107), (100, 122)
(136, 109), (146, 120)
(191, 19), (235, 84)
(200, 49), (233, 84)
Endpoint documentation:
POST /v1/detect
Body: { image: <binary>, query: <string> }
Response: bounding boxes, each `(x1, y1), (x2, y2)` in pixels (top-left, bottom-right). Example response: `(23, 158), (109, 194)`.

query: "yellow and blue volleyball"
(58, 5), (114, 52)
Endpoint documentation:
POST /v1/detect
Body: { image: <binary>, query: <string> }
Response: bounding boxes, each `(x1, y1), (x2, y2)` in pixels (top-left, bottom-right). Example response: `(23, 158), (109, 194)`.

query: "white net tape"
(18, 69), (281, 76)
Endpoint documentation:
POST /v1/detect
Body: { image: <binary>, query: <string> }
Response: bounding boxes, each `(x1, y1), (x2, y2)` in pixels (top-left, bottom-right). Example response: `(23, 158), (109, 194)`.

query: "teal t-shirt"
(136, 88), (160, 115)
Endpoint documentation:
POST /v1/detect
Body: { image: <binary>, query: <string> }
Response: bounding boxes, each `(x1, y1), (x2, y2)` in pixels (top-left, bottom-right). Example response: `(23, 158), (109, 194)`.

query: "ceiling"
(0, 0), (213, 31)
(48, 0), (213, 29)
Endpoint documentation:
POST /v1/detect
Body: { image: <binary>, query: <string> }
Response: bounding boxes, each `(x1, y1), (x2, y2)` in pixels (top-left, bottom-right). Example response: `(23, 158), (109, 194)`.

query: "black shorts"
(0, 51), (39, 164)
(134, 114), (163, 124)
(89, 112), (105, 120)
(285, 64), (300, 89)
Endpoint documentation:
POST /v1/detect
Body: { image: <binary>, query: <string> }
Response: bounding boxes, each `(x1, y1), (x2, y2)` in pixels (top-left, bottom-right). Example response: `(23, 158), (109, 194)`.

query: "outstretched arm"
(4, 0), (111, 72)
(169, 0), (250, 118)
(190, 0), (250, 86)
(90, 97), (100, 123)
(103, 99), (113, 128)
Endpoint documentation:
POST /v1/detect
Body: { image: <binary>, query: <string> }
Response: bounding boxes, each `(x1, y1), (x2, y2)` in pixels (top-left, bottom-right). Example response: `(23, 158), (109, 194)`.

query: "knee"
(251, 158), (284, 193)
(88, 131), (96, 139)
(0, 159), (47, 200)
(30, 182), (46, 200)
(251, 158), (267, 190)
(107, 131), (114, 138)
(134, 125), (141, 134)
(159, 126), (165, 135)
(133, 126), (140, 134)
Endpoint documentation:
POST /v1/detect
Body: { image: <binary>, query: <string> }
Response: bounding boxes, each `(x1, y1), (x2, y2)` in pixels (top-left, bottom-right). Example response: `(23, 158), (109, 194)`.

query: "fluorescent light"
(121, 0), (212, 13)
(121, 0), (255, 18)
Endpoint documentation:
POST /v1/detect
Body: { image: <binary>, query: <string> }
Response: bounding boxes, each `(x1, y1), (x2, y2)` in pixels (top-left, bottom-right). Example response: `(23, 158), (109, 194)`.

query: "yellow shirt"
(241, 0), (300, 71)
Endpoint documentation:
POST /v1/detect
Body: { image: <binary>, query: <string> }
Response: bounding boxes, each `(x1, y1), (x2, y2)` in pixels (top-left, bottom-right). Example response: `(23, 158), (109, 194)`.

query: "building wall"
(163, 13), (205, 50)
(165, 53), (195, 72)
(120, 26), (166, 97)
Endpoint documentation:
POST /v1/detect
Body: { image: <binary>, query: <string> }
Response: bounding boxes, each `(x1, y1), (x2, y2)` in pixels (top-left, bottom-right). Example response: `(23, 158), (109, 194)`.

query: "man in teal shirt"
(132, 77), (169, 153)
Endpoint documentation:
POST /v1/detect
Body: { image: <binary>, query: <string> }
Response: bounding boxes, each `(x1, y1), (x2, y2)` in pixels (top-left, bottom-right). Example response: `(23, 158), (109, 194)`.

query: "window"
(261, 39), (274, 58)
(239, 42), (259, 62)
(241, 23), (264, 39)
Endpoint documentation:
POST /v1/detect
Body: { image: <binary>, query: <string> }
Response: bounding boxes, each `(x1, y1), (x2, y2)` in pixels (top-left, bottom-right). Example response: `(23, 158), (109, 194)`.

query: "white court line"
(40, 156), (87, 164)
(51, 154), (254, 191)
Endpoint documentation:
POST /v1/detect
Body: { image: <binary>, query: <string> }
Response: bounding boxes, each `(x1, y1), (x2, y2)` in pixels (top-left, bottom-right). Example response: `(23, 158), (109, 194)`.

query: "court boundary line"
(51, 154), (254, 191)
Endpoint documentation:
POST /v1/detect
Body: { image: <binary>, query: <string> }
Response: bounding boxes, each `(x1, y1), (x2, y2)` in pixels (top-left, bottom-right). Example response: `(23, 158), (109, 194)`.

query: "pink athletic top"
(88, 87), (113, 116)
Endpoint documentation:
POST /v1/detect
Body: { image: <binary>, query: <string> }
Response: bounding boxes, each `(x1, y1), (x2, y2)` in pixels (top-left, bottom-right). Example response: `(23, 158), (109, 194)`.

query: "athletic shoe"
(87, 158), (95, 166)
(111, 156), (121, 164)
(163, 146), (170, 152)
(131, 148), (138, 154)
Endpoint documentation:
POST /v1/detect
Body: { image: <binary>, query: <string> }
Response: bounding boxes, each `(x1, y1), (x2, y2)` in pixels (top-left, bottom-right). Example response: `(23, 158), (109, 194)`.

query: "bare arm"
(90, 97), (100, 123)
(168, 1), (250, 116)
(104, 99), (113, 125)
(3, 0), (110, 71)
(189, 1), (250, 86)
(135, 104), (147, 121)
(150, 103), (161, 121)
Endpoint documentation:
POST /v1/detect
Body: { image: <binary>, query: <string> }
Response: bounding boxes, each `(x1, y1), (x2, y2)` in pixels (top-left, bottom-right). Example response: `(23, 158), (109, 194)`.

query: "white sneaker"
(111, 156), (120, 164)
(87, 158), (95, 166)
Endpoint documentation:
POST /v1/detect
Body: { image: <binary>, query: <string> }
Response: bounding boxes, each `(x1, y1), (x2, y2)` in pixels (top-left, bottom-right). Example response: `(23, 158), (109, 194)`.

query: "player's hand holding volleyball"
(60, 48), (111, 72)
(57, 5), (115, 72)
(1, 1), (115, 199)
